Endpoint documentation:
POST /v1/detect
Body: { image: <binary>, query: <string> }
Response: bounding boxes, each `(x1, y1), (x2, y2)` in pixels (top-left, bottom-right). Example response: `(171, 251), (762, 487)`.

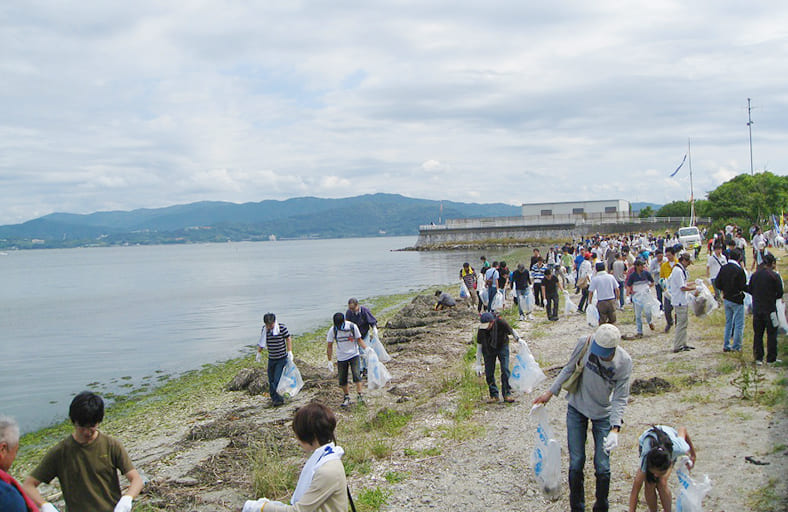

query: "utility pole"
(747, 97), (754, 175)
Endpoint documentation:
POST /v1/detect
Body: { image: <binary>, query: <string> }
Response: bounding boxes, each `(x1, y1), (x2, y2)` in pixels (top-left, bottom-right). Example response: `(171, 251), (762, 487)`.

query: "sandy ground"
(31, 289), (788, 511)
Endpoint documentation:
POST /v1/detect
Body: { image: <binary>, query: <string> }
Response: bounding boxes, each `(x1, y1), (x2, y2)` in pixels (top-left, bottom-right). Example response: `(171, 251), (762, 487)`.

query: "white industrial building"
(521, 199), (630, 217)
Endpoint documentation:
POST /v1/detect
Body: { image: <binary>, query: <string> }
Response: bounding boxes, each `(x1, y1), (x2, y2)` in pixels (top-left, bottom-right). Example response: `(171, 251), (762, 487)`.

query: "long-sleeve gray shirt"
(549, 336), (632, 428)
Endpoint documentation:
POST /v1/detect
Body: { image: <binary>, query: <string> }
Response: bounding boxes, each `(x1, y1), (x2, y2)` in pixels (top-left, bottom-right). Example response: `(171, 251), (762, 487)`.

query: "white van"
(678, 226), (702, 252)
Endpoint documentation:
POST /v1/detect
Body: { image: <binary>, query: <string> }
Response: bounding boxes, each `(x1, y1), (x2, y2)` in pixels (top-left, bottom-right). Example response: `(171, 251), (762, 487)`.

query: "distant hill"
(630, 202), (663, 212)
(0, 194), (521, 249)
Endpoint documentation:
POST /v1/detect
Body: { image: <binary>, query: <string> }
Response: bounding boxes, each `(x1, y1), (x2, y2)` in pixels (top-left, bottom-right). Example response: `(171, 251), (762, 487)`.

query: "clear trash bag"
(276, 360), (304, 398)
(509, 340), (546, 393)
(675, 456), (712, 512)
(530, 405), (562, 498)
(366, 349), (392, 390)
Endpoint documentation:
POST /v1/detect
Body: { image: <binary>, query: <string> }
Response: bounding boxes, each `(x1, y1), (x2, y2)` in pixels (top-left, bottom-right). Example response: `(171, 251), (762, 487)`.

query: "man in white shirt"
(706, 243), (727, 301)
(589, 262), (620, 325)
(327, 312), (368, 407)
(668, 253), (697, 353)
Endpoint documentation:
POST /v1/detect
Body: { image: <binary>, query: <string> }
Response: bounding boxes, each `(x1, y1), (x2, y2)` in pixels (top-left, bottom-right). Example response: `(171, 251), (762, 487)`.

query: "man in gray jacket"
(534, 324), (632, 512)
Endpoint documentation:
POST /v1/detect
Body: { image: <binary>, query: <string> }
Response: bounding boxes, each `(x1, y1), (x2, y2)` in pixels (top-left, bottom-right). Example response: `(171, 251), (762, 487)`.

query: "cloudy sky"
(2, 1), (786, 225)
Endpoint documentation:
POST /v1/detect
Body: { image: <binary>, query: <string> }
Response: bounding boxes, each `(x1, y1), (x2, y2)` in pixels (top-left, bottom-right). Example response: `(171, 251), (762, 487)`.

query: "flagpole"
(688, 138), (695, 226)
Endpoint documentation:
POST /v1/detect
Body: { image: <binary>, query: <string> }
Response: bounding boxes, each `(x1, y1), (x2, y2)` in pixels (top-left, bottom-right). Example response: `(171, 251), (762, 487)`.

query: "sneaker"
(340, 395), (352, 408)
(503, 396), (516, 403)
(357, 394), (365, 404)
(486, 396), (499, 404)
(519, 314), (525, 321)
(767, 359), (783, 366)
(635, 333), (643, 339)
(723, 347), (731, 352)
(755, 360), (763, 366)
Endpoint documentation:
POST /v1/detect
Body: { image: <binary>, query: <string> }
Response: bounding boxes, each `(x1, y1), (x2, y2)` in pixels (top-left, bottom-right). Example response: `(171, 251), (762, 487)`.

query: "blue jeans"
(516, 288), (531, 316)
(617, 281), (625, 307)
(482, 343), (510, 398)
(723, 299), (744, 351)
(487, 285), (497, 312)
(567, 405), (611, 512)
(633, 297), (653, 334)
(268, 356), (288, 405)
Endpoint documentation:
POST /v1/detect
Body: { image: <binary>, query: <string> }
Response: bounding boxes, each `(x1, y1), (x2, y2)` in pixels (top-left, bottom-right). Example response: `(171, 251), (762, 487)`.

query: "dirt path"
(381, 295), (788, 511)
(39, 291), (785, 511)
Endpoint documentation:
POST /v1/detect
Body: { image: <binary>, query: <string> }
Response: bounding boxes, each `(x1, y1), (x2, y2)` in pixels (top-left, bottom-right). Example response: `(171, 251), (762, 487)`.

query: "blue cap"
(480, 312), (495, 323)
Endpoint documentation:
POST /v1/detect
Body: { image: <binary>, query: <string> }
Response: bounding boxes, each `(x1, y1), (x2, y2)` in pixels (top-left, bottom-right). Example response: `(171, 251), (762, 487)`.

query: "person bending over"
(628, 425), (696, 512)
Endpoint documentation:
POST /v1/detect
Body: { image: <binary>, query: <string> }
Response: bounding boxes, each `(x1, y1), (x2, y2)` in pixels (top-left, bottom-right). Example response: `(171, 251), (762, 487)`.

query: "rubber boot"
(569, 469), (585, 512)
(592, 472), (610, 512)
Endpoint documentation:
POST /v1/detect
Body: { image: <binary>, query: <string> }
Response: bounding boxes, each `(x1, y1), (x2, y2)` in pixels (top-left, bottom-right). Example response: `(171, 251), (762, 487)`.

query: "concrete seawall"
(416, 216), (702, 247)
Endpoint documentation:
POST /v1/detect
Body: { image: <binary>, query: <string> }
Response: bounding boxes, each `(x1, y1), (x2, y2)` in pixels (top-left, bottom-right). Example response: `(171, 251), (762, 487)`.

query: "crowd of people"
(465, 226), (784, 511)
(1, 225), (783, 512)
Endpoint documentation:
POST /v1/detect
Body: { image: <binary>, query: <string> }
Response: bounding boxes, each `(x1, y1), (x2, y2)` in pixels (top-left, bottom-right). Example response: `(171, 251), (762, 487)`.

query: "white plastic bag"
(675, 457), (712, 512)
(648, 293), (663, 319)
(776, 299), (788, 335)
(492, 290), (504, 310)
(510, 340), (546, 393)
(367, 327), (391, 362)
(473, 344), (484, 376)
(480, 288), (489, 305)
(529, 405), (562, 498)
(586, 305), (599, 327)
(689, 279), (717, 317)
(563, 291), (577, 316)
(276, 360), (304, 398)
(366, 349), (392, 390)
(744, 292), (753, 314)
(325, 360), (334, 373)
(524, 289), (535, 313)
(460, 281), (470, 299)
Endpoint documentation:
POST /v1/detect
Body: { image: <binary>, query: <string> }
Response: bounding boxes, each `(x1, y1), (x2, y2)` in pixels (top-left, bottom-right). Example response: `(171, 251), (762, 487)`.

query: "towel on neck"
(291, 442), (344, 505)
(258, 322), (281, 349)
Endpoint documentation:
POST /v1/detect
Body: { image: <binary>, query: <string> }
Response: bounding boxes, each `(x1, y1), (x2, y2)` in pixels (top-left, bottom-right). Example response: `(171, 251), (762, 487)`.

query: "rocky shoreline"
(13, 285), (788, 511)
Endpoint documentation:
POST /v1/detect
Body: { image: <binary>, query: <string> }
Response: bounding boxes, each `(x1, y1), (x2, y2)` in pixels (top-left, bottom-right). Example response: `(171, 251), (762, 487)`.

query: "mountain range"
(0, 194), (522, 249)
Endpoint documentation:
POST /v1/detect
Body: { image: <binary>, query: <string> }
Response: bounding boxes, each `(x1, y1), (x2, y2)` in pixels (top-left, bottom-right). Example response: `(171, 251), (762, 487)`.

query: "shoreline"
(10, 248), (787, 511)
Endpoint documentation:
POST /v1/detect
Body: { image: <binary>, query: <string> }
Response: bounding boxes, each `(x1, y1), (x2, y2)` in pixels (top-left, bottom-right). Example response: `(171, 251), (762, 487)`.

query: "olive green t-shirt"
(31, 432), (134, 512)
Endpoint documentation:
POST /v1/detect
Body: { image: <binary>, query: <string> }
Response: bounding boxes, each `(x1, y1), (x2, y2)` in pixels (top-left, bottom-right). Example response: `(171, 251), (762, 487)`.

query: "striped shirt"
(263, 323), (290, 359)
(531, 264), (545, 283)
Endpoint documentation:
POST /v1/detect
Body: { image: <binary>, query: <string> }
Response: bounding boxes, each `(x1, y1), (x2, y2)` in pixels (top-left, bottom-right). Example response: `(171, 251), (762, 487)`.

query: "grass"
(384, 471), (410, 483)
(748, 478), (787, 512)
(250, 435), (300, 500)
(403, 447), (442, 457)
(355, 487), (391, 512)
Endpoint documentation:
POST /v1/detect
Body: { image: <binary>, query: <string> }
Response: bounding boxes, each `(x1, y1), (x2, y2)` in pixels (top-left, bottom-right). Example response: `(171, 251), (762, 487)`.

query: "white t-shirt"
(707, 252), (727, 280)
(668, 264), (690, 306)
(589, 272), (619, 301)
(326, 321), (362, 362)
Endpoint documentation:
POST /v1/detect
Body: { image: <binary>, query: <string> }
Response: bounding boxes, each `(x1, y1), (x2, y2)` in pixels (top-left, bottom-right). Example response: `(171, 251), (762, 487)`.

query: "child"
(628, 425), (696, 512)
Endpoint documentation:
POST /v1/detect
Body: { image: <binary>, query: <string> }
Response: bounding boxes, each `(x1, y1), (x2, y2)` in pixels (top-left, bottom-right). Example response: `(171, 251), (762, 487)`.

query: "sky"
(2, 1), (787, 225)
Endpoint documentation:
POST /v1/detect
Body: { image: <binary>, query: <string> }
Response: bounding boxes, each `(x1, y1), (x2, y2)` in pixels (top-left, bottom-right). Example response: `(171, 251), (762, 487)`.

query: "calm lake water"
(1, 237), (482, 433)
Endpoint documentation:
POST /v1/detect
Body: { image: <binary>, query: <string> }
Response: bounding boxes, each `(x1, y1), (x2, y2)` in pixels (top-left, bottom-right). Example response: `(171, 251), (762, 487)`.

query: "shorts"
(337, 356), (362, 386)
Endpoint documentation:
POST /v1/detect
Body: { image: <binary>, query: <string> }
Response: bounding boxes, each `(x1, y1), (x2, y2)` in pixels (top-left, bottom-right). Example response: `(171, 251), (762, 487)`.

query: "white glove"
(287, 351), (294, 363)
(255, 352), (262, 363)
(242, 498), (269, 512)
(326, 360), (334, 372)
(41, 504), (60, 512)
(114, 495), (133, 512)
(603, 431), (619, 454)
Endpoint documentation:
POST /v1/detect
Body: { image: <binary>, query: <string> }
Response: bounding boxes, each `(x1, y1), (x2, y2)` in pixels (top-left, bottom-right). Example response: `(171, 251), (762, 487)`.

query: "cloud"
(0, 1), (786, 224)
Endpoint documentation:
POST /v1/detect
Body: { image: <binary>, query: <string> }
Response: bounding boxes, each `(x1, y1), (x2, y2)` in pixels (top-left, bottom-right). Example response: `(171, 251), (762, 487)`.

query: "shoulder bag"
(561, 335), (592, 395)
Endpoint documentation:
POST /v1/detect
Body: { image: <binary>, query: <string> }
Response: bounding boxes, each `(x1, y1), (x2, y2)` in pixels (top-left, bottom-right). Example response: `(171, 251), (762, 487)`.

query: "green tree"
(638, 206), (654, 218)
(704, 172), (788, 224)
(656, 201), (690, 217)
